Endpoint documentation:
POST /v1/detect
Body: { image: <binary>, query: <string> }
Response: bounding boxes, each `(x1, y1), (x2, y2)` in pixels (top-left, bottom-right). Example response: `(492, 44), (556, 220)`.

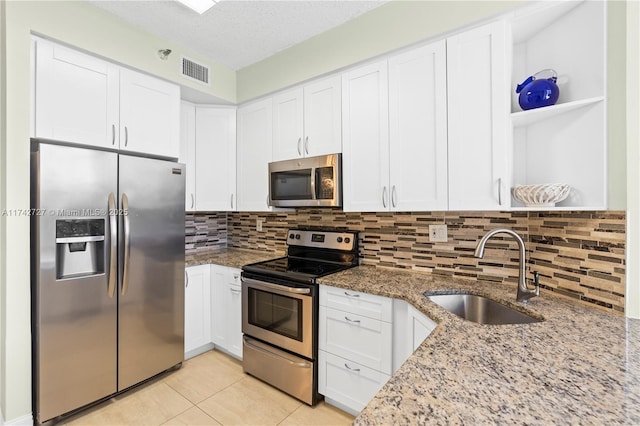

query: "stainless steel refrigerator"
(30, 140), (185, 424)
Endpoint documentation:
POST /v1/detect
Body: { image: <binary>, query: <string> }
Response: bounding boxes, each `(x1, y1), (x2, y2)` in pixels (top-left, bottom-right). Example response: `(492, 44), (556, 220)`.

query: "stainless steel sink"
(426, 293), (542, 325)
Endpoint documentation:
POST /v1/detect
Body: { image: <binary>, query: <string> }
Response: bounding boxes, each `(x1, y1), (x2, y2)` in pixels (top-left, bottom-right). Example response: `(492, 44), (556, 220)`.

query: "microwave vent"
(180, 56), (210, 85)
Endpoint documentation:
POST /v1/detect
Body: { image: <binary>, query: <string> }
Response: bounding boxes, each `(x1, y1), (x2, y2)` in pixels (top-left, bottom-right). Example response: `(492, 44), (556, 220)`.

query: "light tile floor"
(62, 350), (354, 426)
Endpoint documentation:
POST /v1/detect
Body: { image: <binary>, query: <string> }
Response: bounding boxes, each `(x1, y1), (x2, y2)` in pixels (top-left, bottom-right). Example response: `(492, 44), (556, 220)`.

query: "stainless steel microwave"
(268, 153), (342, 208)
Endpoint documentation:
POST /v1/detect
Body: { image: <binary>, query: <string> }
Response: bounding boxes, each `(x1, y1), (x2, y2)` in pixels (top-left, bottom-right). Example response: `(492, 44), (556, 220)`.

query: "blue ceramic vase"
(516, 69), (560, 110)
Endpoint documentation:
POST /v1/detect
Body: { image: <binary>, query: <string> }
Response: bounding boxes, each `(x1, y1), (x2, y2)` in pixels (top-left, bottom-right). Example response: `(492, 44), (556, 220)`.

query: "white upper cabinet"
(272, 87), (304, 161)
(388, 40), (448, 211)
(194, 106), (237, 211)
(509, 0), (606, 210)
(180, 102), (197, 211)
(119, 68), (180, 158)
(303, 75), (342, 157)
(342, 40), (449, 213)
(180, 104), (236, 212)
(272, 75), (342, 161)
(447, 21), (510, 211)
(237, 97), (274, 211)
(34, 39), (119, 149)
(34, 38), (180, 159)
(341, 60), (390, 212)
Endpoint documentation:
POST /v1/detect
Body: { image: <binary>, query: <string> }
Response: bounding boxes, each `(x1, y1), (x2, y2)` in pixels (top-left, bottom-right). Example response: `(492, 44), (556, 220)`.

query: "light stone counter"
(317, 265), (640, 425)
(185, 248), (283, 269)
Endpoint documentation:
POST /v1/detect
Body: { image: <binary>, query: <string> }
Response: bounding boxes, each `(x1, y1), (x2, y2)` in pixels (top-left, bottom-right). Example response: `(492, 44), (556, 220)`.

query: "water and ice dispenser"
(55, 219), (105, 279)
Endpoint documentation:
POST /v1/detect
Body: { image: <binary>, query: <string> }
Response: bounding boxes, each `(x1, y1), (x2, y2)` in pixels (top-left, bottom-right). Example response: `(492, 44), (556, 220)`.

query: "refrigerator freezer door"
(118, 155), (185, 390)
(32, 143), (118, 423)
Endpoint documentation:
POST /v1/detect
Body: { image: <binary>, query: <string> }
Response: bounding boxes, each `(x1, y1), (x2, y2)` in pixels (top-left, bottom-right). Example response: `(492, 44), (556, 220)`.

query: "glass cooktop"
(242, 257), (352, 282)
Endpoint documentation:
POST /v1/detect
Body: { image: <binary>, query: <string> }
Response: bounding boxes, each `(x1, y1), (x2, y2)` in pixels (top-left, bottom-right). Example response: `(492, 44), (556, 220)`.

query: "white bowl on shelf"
(511, 183), (571, 207)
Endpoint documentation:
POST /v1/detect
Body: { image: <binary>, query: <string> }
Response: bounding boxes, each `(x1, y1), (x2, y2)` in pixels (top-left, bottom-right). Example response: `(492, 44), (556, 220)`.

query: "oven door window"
(271, 170), (312, 200)
(247, 287), (303, 341)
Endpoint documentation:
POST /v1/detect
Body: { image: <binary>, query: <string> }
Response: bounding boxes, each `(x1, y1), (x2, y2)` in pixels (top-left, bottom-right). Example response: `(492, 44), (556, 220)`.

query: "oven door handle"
(242, 277), (311, 295)
(243, 336), (312, 368)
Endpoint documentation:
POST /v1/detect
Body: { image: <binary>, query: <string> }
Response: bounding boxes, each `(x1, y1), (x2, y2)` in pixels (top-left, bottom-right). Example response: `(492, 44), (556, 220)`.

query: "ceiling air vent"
(180, 56), (210, 86)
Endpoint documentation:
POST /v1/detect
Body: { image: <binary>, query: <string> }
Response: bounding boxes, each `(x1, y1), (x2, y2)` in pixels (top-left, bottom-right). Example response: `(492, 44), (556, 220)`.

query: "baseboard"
(324, 397), (359, 417)
(3, 413), (33, 426)
(184, 342), (215, 360)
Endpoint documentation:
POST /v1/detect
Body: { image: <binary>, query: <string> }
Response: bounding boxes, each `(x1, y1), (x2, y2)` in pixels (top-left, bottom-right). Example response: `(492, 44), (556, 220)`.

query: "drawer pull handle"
(344, 291), (360, 298)
(344, 363), (360, 372)
(344, 316), (360, 324)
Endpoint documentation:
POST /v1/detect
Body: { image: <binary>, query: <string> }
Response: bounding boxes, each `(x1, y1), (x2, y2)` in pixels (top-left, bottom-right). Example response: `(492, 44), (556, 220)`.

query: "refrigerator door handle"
(107, 192), (117, 298)
(121, 193), (131, 296)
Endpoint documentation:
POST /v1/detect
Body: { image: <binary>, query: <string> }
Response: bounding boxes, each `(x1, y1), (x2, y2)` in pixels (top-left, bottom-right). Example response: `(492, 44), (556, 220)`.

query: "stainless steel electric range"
(241, 228), (359, 405)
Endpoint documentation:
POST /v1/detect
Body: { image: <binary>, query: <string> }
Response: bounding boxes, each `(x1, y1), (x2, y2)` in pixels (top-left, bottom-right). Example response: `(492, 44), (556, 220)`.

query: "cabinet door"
(34, 39), (119, 149)
(303, 75), (342, 157)
(272, 88), (304, 161)
(237, 98), (273, 211)
(226, 268), (243, 359)
(180, 102), (196, 211)
(447, 21), (509, 210)
(407, 304), (436, 352)
(388, 41), (448, 211)
(119, 68), (180, 159)
(342, 60), (390, 212)
(210, 265), (228, 348)
(195, 107), (237, 211)
(185, 265), (212, 357)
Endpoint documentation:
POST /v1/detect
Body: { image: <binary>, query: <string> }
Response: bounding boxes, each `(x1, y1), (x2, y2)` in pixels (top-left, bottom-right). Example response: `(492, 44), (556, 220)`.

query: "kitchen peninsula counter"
(186, 248), (283, 269)
(317, 265), (640, 425)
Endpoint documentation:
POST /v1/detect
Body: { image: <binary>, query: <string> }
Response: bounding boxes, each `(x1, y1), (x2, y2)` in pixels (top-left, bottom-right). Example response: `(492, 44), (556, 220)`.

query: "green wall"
(0, 0), (236, 421)
(237, 0), (524, 103)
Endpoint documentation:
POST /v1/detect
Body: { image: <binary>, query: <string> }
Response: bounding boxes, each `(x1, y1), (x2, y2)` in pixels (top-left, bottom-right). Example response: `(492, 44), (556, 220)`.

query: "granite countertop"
(185, 248), (283, 269)
(317, 265), (640, 425)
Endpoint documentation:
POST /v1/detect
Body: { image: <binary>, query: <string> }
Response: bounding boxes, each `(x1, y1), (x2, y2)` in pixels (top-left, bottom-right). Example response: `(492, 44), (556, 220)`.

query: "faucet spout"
(474, 228), (539, 303)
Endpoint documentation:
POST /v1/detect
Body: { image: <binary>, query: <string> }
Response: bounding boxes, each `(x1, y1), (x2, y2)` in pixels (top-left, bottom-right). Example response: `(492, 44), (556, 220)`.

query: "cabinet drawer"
(319, 306), (392, 374)
(318, 350), (390, 414)
(320, 285), (393, 322)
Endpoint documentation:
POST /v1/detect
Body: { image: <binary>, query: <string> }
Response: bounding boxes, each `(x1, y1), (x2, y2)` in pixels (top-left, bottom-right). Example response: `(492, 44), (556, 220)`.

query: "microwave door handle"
(311, 168), (317, 200)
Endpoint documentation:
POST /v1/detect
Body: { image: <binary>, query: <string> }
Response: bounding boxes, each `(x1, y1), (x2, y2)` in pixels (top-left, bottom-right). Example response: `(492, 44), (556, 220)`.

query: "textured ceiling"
(87, 0), (389, 70)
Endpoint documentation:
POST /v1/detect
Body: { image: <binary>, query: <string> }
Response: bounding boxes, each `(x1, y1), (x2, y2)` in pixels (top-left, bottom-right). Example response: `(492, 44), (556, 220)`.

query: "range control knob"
(289, 233), (295, 239)
(295, 234), (301, 240)
(337, 237), (343, 243)
(344, 237), (351, 244)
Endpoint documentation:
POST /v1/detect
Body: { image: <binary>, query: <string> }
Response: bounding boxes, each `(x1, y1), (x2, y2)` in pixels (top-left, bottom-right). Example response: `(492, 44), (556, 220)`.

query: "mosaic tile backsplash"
(187, 210), (626, 313)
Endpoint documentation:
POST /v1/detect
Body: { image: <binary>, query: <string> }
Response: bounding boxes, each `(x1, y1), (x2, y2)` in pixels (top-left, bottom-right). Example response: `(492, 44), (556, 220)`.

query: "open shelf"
(511, 96), (604, 128)
(511, 0), (583, 44)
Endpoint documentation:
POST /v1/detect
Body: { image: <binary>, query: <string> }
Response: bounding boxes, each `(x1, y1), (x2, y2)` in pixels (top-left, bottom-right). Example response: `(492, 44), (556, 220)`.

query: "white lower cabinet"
(319, 285), (437, 415)
(318, 285), (393, 415)
(184, 265), (213, 359)
(318, 350), (390, 415)
(392, 299), (437, 371)
(319, 306), (392, 374)
(211, 265), (243, 359)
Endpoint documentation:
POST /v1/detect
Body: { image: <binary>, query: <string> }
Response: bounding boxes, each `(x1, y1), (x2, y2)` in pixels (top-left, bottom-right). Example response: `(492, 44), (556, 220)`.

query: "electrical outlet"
(256, 219), (263, 232)
(429, 224), (448, 242)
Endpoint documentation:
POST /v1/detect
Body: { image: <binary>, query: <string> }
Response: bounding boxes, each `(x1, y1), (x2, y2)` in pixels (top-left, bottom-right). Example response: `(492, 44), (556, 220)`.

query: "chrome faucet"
(474, 228), (540, 303)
